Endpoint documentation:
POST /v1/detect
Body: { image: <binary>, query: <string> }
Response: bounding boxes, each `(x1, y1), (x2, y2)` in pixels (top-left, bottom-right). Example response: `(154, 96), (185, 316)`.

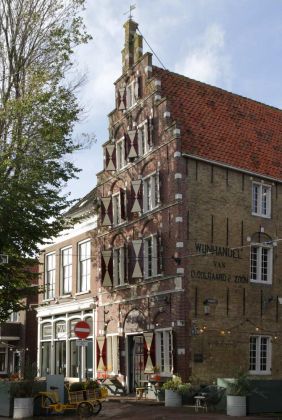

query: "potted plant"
(162, 375), (192, 407)
(226, 371), (251, 416)
(12, 360), (38, 418)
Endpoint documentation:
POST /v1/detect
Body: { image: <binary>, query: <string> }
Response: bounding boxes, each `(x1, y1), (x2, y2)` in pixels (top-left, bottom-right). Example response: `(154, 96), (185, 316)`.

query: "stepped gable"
(153, 66), (282, 180)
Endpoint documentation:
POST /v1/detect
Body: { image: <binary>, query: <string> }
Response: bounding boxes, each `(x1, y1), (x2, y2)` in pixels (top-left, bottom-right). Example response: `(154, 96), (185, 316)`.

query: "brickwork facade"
(37, 19), (282, 389)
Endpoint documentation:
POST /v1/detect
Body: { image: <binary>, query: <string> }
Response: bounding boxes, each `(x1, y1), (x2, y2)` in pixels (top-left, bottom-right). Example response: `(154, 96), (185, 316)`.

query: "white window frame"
(144, 235), (158, 279)
(155, 329), (173, 376)
(0, 346), (8, 374)
(143, 172), (160, 213)
(78, 240), (91, 293)
(113, 247), (125, 287)
(112, 193), (122, 226)
(45, 252), (56, 300)
(252, 182), (271, 218)
(106, 334), (119, 374)
(8, 312), (19, 322)
(116, 137), (125, 170)
(126, 80), (136, 109)
(250, 243), (273, 284)
(61, 246), (72, 295)
(138, 120), (150, 156)
(249, 335), (271, 375)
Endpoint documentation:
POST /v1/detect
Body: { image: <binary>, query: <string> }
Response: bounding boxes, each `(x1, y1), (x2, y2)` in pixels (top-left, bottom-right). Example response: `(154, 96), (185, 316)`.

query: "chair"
(199, 385), (225, 411)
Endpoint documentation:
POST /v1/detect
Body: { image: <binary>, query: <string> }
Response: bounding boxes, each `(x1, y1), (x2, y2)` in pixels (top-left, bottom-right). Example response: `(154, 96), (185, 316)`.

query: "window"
(126, 81), (136, 109)
(106, 335), (119, 374)
(250, 244), (273, 284)
(78, 241), (91, 292)
(45, 253), (55, 299)
(61, 247), (72, 295)
(249, 336), (271, 374)
(143, 172), (160, 212)
(156, 330), (173, 375)
(112, 193), (121, 226)
(144, 235), (158, 278)
(0, 347), (7, 374)
(113, 247), (125, 287)
(252, 183), (271, 218)
(138, 121), (149, 155)
(116, 137), (125, 170)
(8, 312), (19, 322)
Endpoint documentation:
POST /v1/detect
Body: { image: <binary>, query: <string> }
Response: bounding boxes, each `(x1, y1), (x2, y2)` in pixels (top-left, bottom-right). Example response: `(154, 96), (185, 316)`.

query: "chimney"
(122, 19), (143, 73)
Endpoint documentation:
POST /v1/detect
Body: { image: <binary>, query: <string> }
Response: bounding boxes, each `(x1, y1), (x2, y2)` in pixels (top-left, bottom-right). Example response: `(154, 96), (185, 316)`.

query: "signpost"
(74, 321), (90, 380)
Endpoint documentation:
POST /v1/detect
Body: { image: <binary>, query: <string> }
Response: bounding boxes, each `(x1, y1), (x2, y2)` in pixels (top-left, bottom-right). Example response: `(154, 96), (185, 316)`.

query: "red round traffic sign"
(74, 321), (90, 339)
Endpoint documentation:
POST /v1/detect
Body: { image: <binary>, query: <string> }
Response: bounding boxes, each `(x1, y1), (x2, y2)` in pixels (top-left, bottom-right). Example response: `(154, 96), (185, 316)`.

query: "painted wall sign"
(195, 243), (242, 259)
(190, 270), (248, 283)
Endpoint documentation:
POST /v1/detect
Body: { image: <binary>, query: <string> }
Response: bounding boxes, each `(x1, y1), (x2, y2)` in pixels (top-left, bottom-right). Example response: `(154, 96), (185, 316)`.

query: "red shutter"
(105, 144), (116, 171)
(131, 239), (143, 279)
(144, 332), (155, 374)
(96, 336), (107, 376)
(118, 87), (126, 110)
(101, 250), (113, 287)
(127, 129), (138, 160)
(100, 197), (113, 226)
(130, 180), (142, 213)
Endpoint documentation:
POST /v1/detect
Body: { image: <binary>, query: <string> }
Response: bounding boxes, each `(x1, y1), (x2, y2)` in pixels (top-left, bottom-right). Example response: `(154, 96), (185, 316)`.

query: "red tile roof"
(153, 67), (282, 180)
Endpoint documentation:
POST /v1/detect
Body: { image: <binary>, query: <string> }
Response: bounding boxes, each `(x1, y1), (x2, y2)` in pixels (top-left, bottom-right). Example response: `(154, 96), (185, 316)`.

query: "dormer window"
(116, 137), (125, 170)
(252, 182), (271, 218)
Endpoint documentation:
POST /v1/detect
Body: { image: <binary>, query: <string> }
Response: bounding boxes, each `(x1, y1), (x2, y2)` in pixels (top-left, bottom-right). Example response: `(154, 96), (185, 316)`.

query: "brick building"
(37, 19), (282, 388)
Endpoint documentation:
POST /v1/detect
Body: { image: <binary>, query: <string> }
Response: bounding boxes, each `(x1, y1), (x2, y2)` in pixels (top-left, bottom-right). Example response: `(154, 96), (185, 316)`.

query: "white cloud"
(175, 24), (232, 89)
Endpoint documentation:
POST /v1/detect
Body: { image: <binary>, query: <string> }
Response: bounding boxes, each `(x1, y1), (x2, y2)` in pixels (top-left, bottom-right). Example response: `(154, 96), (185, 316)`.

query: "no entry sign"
(74, 321), (90, 339)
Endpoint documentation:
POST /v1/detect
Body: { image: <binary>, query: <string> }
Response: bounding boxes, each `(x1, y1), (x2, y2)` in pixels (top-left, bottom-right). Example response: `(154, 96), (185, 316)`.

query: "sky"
(65, 0), (282, 201)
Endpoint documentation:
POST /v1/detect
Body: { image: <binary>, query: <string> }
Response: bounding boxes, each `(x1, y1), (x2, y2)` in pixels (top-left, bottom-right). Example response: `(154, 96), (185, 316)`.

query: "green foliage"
(162, 375), (192, 395)
(226, 371), (252, 396)
(0, 0), (92, 319)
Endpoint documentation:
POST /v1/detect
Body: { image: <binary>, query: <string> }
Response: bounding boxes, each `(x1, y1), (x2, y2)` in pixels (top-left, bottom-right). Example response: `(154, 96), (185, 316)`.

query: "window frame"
(116, 136), (126, 170)
(144, 235), (158, 279)
(138, 120), (150, 156)
(44, 252), (56, 300)
(77, 240), (91, 293)
(155, 328), (173, 376)
(113, 246), (125, 287)
(126, 80), (136, 109)
(249, 335), (271, 375)
(252, 182), (271, 218)
(143, 171), (160, 213)
(0, 346), (8, 374)
(106, 334), (119, 374)
(61, 246), (72, 295)
(112, 192), (122, 226)
(250, 243), (273, 285)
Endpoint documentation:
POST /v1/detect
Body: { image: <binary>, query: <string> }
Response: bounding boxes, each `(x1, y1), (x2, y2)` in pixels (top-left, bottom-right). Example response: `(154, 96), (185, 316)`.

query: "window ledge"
(75, 291), (91, 296)
(249, 371), (271, 375)
(250, 280), (272, 286)
(251, 212), (271, 219)
(59, 294), (72, 299)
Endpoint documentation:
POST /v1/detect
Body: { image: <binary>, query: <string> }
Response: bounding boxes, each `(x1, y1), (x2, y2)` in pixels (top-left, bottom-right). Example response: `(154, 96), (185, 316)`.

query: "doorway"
(127, 335), (146, 392)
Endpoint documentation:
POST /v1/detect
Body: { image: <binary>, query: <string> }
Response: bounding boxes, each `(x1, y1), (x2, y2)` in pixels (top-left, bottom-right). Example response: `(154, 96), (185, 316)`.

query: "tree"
(0, 0), (92, 320)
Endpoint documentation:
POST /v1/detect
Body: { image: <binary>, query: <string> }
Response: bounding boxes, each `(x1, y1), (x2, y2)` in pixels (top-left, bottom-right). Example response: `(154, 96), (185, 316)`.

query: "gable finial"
(123, 4), (136, 20)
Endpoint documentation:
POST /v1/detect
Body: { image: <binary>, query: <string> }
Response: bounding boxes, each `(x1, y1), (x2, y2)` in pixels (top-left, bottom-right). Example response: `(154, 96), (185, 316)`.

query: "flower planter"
(13, 397), (34, 419)
(165, 389), (182, 407)
(227, 395), (246, 416)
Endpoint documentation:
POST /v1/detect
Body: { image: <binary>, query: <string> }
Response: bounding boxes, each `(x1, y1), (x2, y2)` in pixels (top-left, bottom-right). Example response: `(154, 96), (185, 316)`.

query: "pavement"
(7, 399), (281, 420)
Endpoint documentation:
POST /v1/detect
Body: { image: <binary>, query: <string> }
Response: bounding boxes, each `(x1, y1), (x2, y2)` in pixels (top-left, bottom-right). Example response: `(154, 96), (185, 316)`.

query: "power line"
(136, 27), (166, 70)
